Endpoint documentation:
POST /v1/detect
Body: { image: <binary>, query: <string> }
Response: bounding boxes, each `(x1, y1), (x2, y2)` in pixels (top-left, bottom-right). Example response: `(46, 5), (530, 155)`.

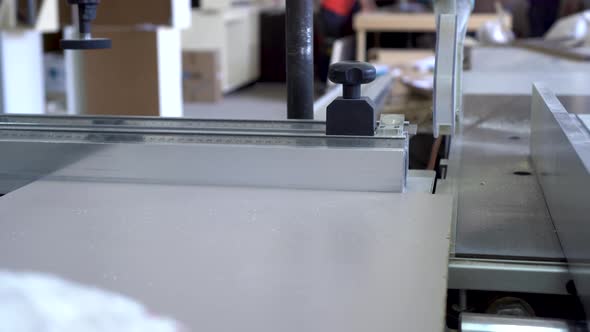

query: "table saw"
(3, 0), (590, 331)
(2, 51), (590, 331)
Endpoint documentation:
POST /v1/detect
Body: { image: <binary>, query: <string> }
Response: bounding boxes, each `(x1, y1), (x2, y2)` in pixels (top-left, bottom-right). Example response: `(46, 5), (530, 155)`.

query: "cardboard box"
(67, 27), (183, 117)
(182, 51), (222, 103)
(59, 0), (190, 28)
(182, 8), (260, 92)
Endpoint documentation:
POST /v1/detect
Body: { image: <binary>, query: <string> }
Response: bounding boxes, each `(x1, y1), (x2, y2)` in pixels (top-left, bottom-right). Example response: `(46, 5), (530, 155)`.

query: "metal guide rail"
(0, 115), (411, 195)
(0, 115), (328, 132)
(0, 126), (406, 149)
(0, 115), (408, 148)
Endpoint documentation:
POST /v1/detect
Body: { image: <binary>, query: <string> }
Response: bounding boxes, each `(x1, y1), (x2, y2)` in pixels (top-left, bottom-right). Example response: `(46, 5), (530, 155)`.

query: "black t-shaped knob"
(328, 61), (377, 99)
(61, 0), (112, 50)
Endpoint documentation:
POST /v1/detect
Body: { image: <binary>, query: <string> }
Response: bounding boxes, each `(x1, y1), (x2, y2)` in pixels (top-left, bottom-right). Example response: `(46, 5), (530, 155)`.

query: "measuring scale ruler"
(0, 115), (410, 194)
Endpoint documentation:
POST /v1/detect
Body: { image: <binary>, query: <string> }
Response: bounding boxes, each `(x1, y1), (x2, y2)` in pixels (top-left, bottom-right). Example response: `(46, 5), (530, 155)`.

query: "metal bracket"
(448, 258), (571, 295)
(433, 13), (458, 137)
(433, 0), (473, 137)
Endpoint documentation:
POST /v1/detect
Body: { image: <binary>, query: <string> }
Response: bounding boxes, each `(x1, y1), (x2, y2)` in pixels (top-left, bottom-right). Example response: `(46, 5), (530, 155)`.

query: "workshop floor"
(183, 83), (288, 120)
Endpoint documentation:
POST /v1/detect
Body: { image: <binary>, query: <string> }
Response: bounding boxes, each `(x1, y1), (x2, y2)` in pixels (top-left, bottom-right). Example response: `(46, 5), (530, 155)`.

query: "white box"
(0, 30), (44, 114)
(182, 7), (260, 93)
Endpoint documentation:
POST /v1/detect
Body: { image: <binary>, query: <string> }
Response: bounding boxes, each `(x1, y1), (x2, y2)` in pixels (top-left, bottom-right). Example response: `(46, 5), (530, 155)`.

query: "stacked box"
(182, 51), (222, 103)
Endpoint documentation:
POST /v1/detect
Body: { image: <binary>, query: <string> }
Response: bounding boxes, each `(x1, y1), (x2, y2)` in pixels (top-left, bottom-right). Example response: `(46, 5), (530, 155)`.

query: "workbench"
(354, 12), (511, 61)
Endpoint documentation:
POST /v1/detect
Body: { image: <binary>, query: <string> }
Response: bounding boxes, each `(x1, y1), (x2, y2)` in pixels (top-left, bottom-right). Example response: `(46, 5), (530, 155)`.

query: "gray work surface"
(464, 47), (590, 96)
(449, 94), (565, 260)
(451, 46), (590, 260)
(0, 180), (453, 332)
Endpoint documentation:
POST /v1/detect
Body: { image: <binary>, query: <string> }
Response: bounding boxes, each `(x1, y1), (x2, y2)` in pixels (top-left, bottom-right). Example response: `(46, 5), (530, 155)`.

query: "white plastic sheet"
(0, 271), (181, 332)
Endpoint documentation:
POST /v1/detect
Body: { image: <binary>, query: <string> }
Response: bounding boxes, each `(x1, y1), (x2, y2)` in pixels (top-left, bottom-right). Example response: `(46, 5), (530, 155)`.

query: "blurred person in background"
(529, 0), (560, 37)
(529, 0), (587, 37)
(317, 0), (376, 85)
(560, 0), (588, 15)
(474, 0), (587, 38)
(320, 0), (377, 39)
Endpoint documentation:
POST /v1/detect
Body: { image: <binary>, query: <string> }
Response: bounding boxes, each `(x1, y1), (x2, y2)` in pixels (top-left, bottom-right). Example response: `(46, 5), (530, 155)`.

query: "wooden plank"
(354, 13), (512, 32)
(375, 49), (434, 67)
(356, 29), (367, 61)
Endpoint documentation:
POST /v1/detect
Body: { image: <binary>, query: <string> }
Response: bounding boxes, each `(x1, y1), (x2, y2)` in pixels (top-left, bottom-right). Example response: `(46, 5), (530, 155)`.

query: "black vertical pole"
(26, 0), (37, 26)
(286, 0), (314, 120)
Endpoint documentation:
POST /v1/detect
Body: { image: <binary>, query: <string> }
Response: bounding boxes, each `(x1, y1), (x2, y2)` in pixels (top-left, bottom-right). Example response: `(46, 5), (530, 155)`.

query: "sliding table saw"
(2, 0), (590, 331)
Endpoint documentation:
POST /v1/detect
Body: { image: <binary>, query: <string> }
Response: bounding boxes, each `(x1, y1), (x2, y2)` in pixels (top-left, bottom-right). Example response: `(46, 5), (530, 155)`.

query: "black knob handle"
(61, 0), (112, 50)
(328, 61), (377, 99)
(67, 0), (100, 34)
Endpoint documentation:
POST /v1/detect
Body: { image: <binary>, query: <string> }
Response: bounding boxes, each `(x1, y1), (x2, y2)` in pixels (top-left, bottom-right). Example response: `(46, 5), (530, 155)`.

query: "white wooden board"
(0, 180), (453, 332)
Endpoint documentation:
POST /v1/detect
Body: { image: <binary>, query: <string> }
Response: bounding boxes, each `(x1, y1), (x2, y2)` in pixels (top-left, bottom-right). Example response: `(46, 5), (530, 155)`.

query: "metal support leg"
(356, 29), (366, 61)
(26, 0), (37, 26)
(286, 0), (314, 120)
